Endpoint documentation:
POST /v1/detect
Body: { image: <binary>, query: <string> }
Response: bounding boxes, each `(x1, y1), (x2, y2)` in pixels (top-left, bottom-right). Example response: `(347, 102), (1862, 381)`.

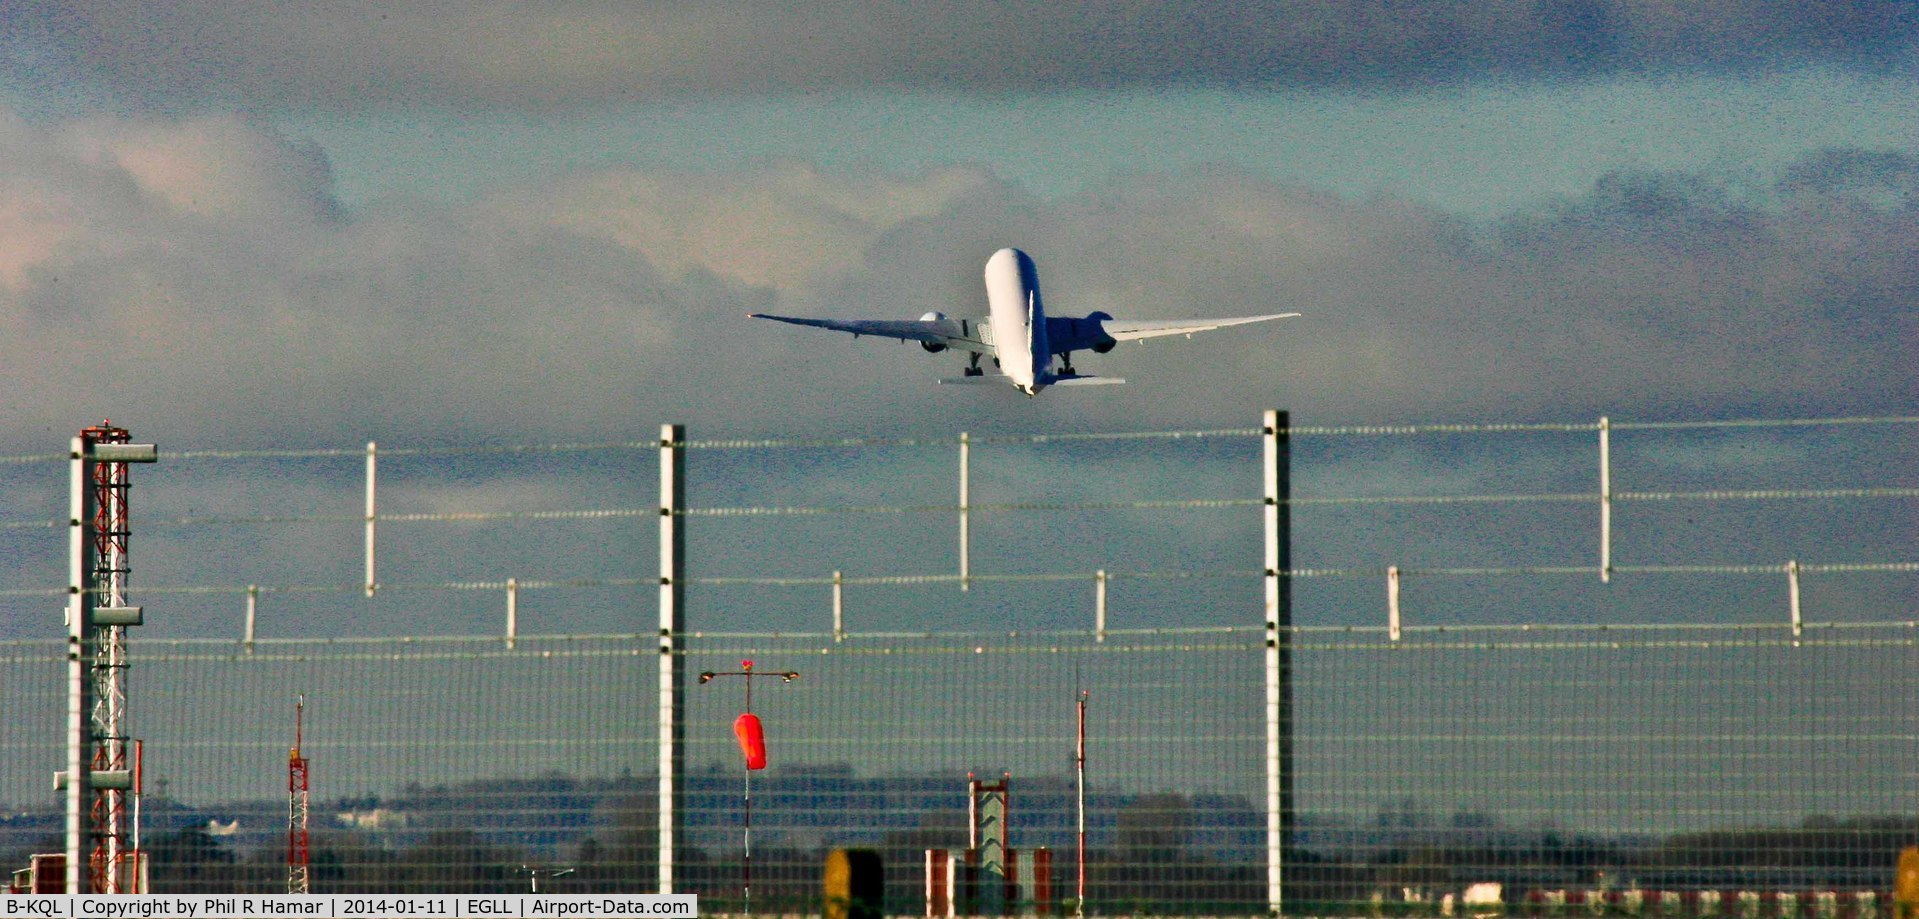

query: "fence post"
(365, 441), (377, 597)
(959, 432), (971, 592)
(833, 570), (845, 643)
(244, 585), (258, 654)
(506, 578), (518, 649)
(658, 424), (686, 894)
(1387, 566), (1401, 642)
(1095, 569), (1107, 643)
(1599, 417), (1611, 583)
(1787, 560), (1802, 644)
(1263, 409), (1294, 917)
(65, 435), (92, 894)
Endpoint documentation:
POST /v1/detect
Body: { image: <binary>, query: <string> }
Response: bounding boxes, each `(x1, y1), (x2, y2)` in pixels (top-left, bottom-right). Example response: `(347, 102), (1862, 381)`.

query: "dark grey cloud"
(3, 1), (1913, 112)
(1779, 147), (1919, 200)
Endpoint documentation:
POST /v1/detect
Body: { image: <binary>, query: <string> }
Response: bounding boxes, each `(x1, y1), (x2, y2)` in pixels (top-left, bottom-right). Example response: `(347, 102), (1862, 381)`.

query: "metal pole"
(1387, 566), (1401, 642)
(66, 435), (93, 895)
(658, 424), (686, 895)
(244, 585), (258, 655)
(959, 432), (971, 591)
(1094, 570), (1107, 643)
(1262, 410), (1294, 917)
(526, 866), (573, 893)
(744, 765), (752, 916)
(1787, 560), (1802, 644)
(506, 578), (518, 649)
(1075, 689), (1088, 918)
(832, 570), (844, 643)
(1599, 417), (1612, 583)
(364, 442), (378, 597)
(131, 740), (141, 856)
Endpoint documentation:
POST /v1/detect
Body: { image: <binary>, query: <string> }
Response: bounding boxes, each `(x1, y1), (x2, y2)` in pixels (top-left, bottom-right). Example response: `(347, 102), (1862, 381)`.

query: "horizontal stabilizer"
(938, 374), (1011, 385)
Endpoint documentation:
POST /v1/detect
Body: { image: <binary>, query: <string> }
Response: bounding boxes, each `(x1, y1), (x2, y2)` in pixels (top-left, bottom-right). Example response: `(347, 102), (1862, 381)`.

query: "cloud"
(5, 1), (1913, 112)
(1778, 148), (1919, 205)
(0, 111), (1910, 641)
(0, 109), (1912, 459)
(496, 161), (1001, 290)
(62, 115), (343, 222)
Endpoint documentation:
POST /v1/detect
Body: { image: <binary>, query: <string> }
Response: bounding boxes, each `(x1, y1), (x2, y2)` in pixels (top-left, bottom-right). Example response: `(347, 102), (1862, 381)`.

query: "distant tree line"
(8, 800), (1915, 913)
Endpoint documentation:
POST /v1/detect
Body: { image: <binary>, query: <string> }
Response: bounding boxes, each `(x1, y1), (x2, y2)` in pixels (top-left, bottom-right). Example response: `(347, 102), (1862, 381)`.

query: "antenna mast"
(69, 421), (154, 893)
(288, 694), (310, 894)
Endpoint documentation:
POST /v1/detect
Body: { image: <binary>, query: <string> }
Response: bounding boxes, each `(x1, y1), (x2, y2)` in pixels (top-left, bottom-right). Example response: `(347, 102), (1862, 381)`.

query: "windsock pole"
(699, 660), (798, 917)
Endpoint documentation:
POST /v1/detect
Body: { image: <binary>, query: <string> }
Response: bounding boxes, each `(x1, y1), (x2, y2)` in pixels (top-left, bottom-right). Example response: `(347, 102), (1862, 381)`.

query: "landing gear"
(963, 353), (984, 377)
(1059, 352), (1077, 375)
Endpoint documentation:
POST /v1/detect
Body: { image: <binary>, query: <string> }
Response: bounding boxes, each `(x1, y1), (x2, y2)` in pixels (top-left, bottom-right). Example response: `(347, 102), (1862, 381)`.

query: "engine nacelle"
(1087, 311), (1117, 353)
(920, 312), (949, 352)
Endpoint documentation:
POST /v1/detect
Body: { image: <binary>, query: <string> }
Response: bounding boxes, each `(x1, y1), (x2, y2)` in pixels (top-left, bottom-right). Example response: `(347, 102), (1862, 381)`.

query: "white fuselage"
(983, 247), (1049, 395)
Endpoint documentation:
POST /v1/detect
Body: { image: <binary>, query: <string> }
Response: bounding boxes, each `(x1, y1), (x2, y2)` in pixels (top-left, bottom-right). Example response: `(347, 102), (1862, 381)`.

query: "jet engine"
(919, 311), (948, 352)
(1087, 311), (1117, 353)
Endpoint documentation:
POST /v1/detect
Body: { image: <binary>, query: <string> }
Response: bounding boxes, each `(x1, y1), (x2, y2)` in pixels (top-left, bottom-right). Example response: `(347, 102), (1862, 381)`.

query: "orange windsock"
(734, 712), (768, 770)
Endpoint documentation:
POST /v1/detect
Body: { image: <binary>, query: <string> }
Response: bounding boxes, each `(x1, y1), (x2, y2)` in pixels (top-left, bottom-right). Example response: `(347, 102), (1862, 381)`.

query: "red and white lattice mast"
(288, 695), (311, 894)
(66, 421), (154, 893)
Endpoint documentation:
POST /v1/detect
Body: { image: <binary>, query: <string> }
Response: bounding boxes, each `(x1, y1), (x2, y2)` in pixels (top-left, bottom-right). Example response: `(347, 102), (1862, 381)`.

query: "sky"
(0, 1), (1914, 830)
(0, 0), (1913, 450)
(0, 1), (1913, 638)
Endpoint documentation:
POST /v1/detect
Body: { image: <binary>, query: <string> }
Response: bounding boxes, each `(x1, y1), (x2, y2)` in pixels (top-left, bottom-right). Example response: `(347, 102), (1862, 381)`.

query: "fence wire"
(0, 629), (1915, 910)
(0, 412), (1912, 911)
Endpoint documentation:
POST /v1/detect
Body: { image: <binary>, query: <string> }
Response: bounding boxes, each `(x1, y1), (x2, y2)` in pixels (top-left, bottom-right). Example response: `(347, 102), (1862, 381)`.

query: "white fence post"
(244, 585), (258, 654)
(657, 424), (686, 895)
(506, 578), (518, 649)
(1095, 569), (1108, 643)
(364, 441), (378, 597)
(959, 432), (971, 591)
(1788, 560), (1802, 644)
(1599, 416), (1612, 583)
(1262, 409), (1293, 918)
(1388, 566), (1402, 642)
(833, 570), (845, 643)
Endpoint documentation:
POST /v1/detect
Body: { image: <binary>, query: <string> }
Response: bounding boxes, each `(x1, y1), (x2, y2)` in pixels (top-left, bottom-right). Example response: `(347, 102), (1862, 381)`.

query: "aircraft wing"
(749, 313), (987, 352)
(1101, 313), (1300, 342)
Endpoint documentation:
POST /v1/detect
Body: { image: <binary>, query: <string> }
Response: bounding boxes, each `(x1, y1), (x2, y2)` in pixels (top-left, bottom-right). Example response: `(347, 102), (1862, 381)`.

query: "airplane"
(750, 247), (1299, 396)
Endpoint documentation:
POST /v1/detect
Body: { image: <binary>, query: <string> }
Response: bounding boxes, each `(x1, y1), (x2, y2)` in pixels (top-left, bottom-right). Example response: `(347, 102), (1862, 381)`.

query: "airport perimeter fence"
(3, 628), (1919, 913)
(0, 412), (1913, 913)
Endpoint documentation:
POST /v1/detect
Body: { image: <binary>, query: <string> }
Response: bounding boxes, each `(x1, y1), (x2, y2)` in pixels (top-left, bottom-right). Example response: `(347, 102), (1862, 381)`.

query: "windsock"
(734, 712), (768, 770)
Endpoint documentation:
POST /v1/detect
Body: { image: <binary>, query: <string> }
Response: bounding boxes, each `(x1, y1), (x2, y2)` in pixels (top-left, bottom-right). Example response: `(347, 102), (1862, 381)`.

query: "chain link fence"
(0, 414), (1913, 910)
(0, 626), (1915, 911)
